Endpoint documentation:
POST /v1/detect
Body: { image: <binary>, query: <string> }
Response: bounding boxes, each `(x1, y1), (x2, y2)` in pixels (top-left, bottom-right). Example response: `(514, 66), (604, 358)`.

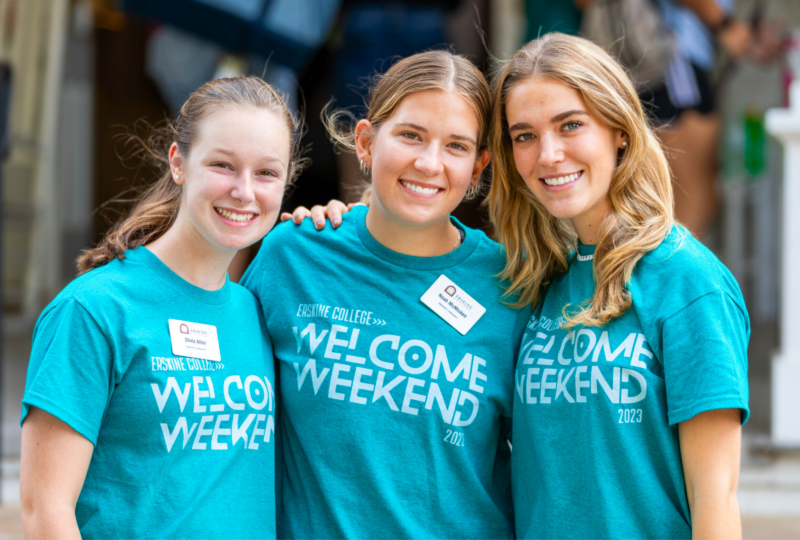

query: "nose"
(538, 133), (564, 168)
(414, 143), (445, 177)
(231, 173), (255, 205)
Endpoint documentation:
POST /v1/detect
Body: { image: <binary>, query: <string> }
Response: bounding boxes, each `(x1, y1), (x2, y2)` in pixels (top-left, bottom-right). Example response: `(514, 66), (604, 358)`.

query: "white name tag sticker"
(420, 275), (486, 335)
(168, 319), (221, 361)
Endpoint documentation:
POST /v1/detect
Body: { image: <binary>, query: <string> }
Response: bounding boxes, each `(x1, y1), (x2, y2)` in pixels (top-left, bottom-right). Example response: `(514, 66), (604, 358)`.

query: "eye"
(448, 142), (467, 151)
(401, 132), (420, 141)
(212, 162), (232, 170)
(562, 120), (582, 131)
(258, 169), (279, 178)
(513, 133), (534, 143)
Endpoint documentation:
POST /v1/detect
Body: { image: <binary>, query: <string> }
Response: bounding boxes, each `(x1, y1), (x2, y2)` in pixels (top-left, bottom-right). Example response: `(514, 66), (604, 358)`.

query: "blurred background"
(1, 0), (800, 537)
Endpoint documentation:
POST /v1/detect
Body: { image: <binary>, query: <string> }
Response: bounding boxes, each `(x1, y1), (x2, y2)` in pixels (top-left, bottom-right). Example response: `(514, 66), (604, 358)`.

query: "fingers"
(280, 201), (358, 230)
(310, 206), (328, 230)
(326, 200), (349, 228)
(286, 206), (311, 226)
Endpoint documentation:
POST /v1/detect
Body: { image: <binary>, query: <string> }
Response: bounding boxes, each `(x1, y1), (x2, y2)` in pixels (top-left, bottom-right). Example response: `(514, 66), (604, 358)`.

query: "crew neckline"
(353, 206), (479, 270)
(576, 242), (596, 262)
(127, 246), (233, 305)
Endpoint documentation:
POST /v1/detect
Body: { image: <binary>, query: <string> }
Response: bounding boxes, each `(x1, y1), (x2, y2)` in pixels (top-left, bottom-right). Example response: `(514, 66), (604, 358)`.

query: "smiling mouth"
(540, 171), (582, 186)
(215, 207), (257, 222)
(399, 179), (443, 196)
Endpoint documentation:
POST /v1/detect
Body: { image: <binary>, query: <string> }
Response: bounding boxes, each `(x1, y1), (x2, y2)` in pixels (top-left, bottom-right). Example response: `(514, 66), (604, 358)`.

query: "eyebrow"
(395, 122), (477, 146)
(210, 148), (285, 165)
(550, 109), (589, 123)
(508, 110), (589, 133)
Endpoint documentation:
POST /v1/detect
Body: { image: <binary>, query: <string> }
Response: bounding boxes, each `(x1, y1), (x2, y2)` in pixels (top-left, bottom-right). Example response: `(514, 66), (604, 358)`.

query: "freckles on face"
(178, 106), (292, 252)
(367, 90), (483, 228)
(505, 76), (621, 225)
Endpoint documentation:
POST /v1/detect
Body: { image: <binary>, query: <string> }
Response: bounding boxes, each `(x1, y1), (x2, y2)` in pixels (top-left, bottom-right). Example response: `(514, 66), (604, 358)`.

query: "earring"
(464, 181), (481, 200)
(621, 141), (628, 148)
(359, 158), (371, 176)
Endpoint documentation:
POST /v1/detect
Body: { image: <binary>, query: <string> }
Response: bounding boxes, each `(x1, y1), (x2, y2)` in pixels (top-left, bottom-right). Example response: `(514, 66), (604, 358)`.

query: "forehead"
(506, 76), (586, 122)
(192, 106), (291, 158)
(386, 90), (480, 134)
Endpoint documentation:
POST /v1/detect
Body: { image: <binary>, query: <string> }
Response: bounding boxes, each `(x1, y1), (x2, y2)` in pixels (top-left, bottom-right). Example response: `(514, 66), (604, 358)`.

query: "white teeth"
(400, 180), (440, 195)
(215, 207), (254, 222)
(543, 172), (580, 186)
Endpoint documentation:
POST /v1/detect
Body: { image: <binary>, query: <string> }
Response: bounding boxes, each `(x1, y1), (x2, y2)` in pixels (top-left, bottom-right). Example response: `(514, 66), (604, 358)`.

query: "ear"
(168, 142), (184, 185)
(471, 148), (491, 184)
(354, 120), (374, 166)
(616, 130), (628, 150)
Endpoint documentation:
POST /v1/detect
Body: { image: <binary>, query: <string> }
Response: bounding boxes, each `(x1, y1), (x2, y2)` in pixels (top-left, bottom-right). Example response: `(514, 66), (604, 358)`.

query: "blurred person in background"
(331, 0), (465, 202)
(525, 0), (784, 240)
(643, 0), (783, 239)
(20, 77), (300, 539)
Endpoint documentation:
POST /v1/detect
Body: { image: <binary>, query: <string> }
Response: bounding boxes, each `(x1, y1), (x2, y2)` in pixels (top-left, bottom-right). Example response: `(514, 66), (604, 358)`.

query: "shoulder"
(255, 210), (361, 263)
(33, 260), (134, 340)
(228, 281), (263, 312)
(45, 257), (132, 315)
(461, 225), (508, 274)
(632, 225), (746, 317)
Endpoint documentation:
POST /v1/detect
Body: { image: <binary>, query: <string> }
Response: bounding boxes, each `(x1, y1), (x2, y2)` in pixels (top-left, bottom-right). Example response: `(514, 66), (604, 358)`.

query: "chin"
(394, 205), (449, 227)
(216, 233), (260, 252)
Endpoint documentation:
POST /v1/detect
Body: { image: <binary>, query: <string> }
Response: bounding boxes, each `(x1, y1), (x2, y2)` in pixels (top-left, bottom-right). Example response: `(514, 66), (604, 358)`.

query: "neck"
(146, 218), (234, 291)
(572, 219), (600, 245)
(571, 199), (612, 245)
(365, 205), (460, 258)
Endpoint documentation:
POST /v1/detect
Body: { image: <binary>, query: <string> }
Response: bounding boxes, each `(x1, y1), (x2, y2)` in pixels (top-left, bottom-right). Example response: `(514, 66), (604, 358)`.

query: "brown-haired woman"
(20, 77), (301, 539)
(489, 33), (749, 539)
(240, 50), (530, 539)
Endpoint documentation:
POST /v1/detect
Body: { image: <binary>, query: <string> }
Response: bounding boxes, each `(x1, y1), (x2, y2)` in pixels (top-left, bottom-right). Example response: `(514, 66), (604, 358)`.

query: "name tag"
(420, 275), (486, 335)
(168, 319), (221, 361)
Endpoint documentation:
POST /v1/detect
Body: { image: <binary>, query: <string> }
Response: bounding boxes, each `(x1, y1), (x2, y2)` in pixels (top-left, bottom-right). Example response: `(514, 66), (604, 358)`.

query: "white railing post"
(765, 80), (800, 446)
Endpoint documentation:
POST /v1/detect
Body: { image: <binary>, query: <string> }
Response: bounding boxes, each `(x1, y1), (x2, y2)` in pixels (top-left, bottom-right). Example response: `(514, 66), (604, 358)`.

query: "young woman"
(488, 33), (749, 539)
(20, 77), (301, 539)
(241, 51), (530, 539)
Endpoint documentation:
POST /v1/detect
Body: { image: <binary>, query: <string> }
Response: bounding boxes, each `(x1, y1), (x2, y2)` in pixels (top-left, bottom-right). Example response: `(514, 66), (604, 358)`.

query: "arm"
(678, 408), (742, 540)
(21, 407), (94, 540)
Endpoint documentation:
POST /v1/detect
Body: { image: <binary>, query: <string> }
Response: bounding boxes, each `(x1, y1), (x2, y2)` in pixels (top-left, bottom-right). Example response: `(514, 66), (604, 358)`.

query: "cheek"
(444, 157), (476, 188)
(513, 145), (536, 176)
(256, 182), (286, 209)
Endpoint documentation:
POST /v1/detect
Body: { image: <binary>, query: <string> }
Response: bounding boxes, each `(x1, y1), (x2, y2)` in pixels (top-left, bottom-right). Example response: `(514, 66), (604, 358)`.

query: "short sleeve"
(21, 298), (115, 445)
(240, 242), (266, 300)
(662, 290), (750, 426)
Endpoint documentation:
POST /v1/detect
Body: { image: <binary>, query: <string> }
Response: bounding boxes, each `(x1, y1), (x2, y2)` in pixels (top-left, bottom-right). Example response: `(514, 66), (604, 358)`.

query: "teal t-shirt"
(512, 226), (750, 540)
(21, 247), (276, 539)
(241, 206), (531, 539)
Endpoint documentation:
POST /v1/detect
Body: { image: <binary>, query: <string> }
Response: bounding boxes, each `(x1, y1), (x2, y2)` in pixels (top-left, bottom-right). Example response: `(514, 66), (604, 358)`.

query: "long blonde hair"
(323, 50), (491, 202)
(78, 76), (304, 274)
(487, 33), (674, 327)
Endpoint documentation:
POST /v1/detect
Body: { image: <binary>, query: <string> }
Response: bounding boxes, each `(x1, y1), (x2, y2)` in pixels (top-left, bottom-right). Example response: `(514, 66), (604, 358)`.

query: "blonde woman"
(488, 33), (748, 539)
(241, 51), (530, 539)
(20, 77), (301, 539)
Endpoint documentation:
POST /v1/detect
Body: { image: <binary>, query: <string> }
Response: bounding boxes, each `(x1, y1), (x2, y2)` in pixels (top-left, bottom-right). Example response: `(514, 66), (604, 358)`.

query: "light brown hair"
(323, 50), (491, 201)
(77, 76), (303, 274)
(487, 33), (674, 327)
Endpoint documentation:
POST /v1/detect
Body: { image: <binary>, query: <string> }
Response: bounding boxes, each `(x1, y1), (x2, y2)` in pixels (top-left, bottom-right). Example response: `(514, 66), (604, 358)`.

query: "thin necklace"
(453, 227), (462, 251)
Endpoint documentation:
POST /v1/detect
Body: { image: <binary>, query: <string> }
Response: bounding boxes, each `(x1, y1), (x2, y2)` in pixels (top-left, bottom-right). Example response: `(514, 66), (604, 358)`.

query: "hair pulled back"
(324, 50), (491, 201)
(487, 33), (674, 327)
(78, 76), (303, 275)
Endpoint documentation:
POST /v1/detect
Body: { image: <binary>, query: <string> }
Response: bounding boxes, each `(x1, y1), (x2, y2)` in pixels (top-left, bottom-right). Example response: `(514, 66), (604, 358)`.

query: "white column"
(765, 81), (800, 446)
